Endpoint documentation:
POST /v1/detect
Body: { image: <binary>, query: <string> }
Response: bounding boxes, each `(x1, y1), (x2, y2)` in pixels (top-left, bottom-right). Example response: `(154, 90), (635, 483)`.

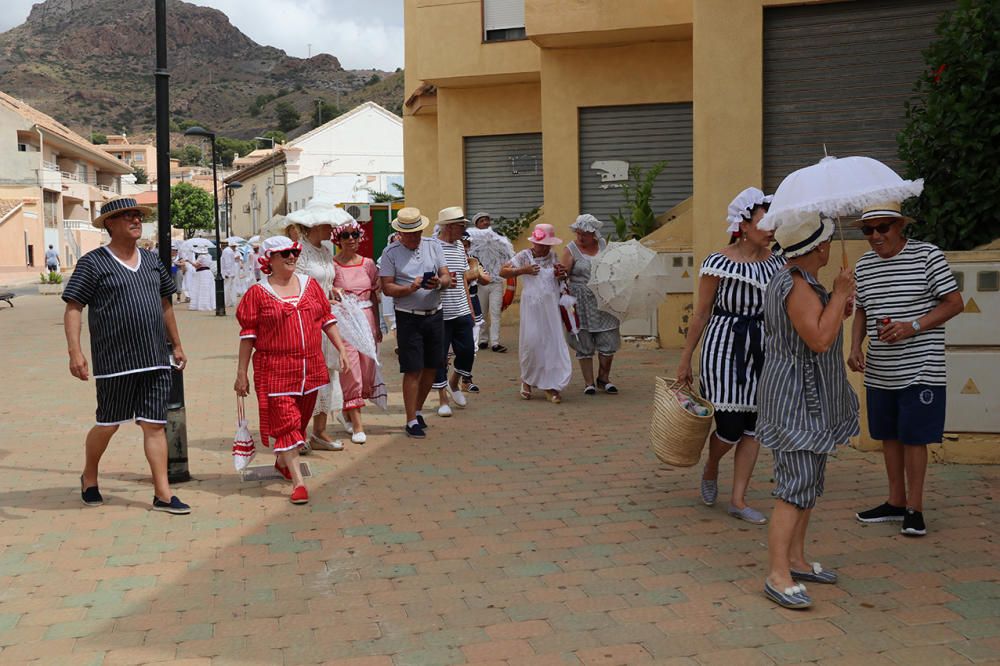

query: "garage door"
(464, 133), (543, 221)
(579, 103), (693, 238)
(763, 0), (954, 192)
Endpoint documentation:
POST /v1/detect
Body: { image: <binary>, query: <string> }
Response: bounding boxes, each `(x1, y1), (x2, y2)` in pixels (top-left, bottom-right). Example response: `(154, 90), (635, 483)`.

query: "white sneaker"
(351, 431), (367, 445)
(447, 384), (467, 408)
(437, 404), (453, 417)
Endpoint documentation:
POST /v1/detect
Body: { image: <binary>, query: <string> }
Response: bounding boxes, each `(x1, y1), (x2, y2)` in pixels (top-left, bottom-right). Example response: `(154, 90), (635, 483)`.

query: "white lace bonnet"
(726, 187), (773, 233)
(569, 213), (603, 239)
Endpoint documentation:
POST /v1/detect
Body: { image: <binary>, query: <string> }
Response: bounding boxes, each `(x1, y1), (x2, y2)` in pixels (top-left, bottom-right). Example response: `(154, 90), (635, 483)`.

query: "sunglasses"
(275, 248), (301, 258)
(338, 231), (361, 239)
(861, 221), (898, 235)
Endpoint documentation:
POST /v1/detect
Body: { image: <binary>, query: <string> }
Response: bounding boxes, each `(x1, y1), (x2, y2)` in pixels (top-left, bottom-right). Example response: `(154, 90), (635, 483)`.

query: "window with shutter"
(483, 0), (526, 42)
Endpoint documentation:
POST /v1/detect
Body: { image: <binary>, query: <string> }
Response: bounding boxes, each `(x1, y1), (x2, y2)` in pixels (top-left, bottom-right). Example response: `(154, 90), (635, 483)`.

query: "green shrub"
(898, 0), (1000, 250)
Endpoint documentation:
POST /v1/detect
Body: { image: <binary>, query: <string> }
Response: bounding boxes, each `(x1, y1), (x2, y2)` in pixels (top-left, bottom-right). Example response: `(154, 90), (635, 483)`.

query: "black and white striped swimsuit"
(698, 252), (785, 412)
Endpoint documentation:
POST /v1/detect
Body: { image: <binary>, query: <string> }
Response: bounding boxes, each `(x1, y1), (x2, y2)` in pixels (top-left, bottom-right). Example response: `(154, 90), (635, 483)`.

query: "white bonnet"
(261, 235), (298, 256)
(569, 213), (603, 238)
(726, 187), (773, 233)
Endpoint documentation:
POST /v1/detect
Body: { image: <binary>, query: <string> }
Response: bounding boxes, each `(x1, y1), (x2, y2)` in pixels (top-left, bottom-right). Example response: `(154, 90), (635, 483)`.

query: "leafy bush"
(610, 161), (668, 241)
(898, 0), (1000, 250)
(133, 166), (148, 184)
(493, 207), (541, 242)
(90, 132), (107, 145)
(39, 271), (63, 284)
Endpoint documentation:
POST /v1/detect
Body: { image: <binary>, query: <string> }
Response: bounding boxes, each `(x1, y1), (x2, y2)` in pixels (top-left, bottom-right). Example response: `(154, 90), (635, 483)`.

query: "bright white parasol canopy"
(587, 239), (669, 322)
(286, 198), (356, 228)
(226, 235), (245, 244)
(760, 155), (923, 231)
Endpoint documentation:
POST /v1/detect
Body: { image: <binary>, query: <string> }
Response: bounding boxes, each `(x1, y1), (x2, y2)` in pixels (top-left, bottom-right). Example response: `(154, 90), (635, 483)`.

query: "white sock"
(407, 419), (419, 428)
(415, 410), (423, 418)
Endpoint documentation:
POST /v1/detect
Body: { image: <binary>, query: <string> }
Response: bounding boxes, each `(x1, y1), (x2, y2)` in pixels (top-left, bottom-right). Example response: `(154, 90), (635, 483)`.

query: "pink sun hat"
(528, 223), (562, 246)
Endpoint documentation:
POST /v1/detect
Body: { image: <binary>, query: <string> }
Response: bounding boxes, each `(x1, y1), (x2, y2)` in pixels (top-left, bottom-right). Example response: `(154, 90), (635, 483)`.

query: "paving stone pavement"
(1, 294), (998, 666)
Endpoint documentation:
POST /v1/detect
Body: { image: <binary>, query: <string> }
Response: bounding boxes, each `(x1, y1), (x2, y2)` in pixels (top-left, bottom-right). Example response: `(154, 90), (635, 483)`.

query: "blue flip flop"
(791, 562), (838, 584)
(764, 580), (812, 609)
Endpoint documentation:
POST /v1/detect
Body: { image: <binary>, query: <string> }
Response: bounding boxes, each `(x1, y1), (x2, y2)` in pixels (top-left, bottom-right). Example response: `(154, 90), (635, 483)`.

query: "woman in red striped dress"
(234, 236), (347, 504)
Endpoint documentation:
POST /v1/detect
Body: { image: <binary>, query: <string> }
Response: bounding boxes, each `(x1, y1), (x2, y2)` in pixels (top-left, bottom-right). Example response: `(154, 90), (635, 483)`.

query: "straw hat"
(391, 207), (430, 233)
(437, 206), (469, 225)
(774, 216), (834, 258)
(93, 196), (153, 229)
(853, 201), (914, 227)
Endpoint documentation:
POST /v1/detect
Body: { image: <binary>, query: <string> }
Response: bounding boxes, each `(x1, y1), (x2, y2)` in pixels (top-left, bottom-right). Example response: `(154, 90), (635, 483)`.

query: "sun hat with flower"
(528, 223), (563, 246)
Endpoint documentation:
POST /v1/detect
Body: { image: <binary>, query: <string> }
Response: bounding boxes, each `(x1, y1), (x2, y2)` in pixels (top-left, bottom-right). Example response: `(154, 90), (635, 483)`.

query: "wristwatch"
(911, 319), (922, 332)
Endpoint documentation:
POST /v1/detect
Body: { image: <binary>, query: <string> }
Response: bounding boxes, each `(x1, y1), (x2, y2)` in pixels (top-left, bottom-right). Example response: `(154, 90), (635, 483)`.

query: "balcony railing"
(63, 218), (93, 230)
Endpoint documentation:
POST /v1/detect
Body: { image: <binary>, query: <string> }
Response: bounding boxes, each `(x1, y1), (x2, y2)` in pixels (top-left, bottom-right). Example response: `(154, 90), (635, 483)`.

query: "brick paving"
(0, 294), (998, 665)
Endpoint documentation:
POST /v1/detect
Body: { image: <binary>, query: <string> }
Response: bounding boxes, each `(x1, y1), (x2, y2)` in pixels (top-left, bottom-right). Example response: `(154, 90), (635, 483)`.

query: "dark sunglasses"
(338, 231), (361, 239)
(276, 248), (301, 258)
(861, 221), (897, 236)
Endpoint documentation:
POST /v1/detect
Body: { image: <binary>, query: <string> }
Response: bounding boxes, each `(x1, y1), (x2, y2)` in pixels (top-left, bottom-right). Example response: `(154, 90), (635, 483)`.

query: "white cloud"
(0, 0), (404, 71)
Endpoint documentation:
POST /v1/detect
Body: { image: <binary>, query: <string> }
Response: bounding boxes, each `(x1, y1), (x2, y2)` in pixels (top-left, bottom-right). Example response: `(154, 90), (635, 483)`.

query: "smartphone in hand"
(422, 270), (436, 289)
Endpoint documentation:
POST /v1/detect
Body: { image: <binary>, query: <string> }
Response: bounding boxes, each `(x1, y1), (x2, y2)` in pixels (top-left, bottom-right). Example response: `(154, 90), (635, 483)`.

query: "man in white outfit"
(220, 240), (240, 307)
(469, 212), (513, 353)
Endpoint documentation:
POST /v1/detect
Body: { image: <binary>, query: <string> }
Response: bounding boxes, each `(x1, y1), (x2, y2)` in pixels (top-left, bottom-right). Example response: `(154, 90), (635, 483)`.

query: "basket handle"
(237, 395), (245, 422)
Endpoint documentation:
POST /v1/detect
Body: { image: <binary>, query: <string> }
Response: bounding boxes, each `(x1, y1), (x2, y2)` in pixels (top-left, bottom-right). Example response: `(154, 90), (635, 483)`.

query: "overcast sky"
(0, 0), (404, 71)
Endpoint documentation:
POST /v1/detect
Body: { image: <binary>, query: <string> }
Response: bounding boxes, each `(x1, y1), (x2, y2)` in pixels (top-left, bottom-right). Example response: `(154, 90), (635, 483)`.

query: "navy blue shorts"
(95, 369), (172, 426)
(866, 385), (946, 446)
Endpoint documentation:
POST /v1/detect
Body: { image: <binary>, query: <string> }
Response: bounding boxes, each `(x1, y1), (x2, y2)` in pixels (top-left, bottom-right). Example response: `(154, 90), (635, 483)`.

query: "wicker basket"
(649, 377), (715, 467)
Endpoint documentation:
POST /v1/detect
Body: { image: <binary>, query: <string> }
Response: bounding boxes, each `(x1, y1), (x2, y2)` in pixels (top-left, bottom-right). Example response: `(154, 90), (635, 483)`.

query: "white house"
(284, 101), (403, 212)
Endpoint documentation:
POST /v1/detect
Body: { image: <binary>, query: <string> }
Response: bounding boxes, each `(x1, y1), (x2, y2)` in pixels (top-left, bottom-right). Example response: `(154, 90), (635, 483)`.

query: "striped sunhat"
(93, 196), (153, 229)
(390, 207), (430, 233)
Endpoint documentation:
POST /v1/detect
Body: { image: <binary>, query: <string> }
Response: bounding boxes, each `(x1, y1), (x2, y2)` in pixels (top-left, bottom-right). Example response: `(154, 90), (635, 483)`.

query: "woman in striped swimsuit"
(756, 215), (858, 609)
(677, 188), (784, 524)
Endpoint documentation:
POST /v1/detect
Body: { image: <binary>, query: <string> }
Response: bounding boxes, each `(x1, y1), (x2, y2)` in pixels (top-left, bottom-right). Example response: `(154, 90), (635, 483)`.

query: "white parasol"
(285, 198), (356, 228)
(331, 294), (380, 366)
(760, 155), (924, 266)
(260, 214), (288, 239)
(181, 237), (214, 253)
(226, 235), (246, 244)
(587, 239), (670, 322)
(248, 235), (261, 244)
(467, 227), (514, 274)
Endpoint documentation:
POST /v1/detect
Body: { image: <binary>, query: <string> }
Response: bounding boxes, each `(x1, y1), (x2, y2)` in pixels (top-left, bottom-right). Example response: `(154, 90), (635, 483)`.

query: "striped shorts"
(95, 369), (172, 426)
(771, 449), (828, 510)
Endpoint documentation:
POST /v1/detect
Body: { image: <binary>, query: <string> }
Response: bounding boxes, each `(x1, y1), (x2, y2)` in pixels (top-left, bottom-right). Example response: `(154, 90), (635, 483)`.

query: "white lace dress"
(296, 240), (343, 417)
(512, 249), (572, 392)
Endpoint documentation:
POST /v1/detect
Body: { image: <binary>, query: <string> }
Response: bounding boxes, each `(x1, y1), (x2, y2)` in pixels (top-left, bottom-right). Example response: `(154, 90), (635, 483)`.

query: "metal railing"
(63, 218), (92, 230)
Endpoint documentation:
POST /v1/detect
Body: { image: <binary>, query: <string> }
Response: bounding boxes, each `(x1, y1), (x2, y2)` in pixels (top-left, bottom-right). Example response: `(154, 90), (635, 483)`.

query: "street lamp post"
(225, 180), (243, 237)
(183, 126), (225, 316)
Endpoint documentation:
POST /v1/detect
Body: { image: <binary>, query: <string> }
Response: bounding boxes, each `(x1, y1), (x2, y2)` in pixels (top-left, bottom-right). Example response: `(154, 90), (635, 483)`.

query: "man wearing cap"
(379, 207), (452, 438)
(849, 202), (964, 537)
(62, 196), (191, 515)
(469, 212), (514, 353)
(432, 207), (477, 413)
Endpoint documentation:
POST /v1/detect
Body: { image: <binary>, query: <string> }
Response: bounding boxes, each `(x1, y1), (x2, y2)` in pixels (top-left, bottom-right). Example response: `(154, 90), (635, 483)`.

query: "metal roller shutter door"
(763, 0), (954, 193)
(579, 104), (693, 238)
(464, 133), (543, 220)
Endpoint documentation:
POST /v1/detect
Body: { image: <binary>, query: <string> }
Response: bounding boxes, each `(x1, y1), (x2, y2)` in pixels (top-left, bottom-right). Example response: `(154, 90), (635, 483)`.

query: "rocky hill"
(0, 0), (404, 142)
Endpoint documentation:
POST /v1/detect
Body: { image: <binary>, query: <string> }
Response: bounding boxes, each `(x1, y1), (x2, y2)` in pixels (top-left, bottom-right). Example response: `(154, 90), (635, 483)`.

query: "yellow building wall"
(527, 0), (692, 47)
(0, 189), (44, 274)
(402, 113), (441, 220)
(539, 40), (692, 238)
(413, 0), (539, 85)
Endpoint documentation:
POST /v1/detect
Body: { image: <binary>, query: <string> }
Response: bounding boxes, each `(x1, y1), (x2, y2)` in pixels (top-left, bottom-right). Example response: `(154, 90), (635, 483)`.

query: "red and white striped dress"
(236, 274), (337, 452)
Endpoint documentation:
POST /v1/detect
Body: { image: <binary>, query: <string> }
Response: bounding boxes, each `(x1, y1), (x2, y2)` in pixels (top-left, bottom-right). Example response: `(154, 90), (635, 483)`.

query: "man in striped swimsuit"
(63, 197), (191, 515)
(849, 202), (964, 537)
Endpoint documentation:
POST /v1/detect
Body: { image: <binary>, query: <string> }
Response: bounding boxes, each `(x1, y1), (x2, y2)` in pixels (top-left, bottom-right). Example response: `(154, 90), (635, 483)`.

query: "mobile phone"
(422, 270), (435, 288)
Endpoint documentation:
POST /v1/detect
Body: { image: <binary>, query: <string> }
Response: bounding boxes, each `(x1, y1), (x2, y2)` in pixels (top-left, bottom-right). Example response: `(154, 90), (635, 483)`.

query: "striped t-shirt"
(437, 239), (471, 320)
(855, 239), (958, 389)
(62, 246), (175, 378)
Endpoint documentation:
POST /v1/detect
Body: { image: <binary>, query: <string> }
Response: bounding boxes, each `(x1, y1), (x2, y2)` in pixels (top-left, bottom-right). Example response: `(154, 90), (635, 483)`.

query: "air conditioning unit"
(345, 204), (372, 222)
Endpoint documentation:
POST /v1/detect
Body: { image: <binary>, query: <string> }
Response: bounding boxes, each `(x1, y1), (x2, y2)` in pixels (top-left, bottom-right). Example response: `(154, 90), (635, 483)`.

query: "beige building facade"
(0, 91), (131, 276)
(99, 134), (157, 181)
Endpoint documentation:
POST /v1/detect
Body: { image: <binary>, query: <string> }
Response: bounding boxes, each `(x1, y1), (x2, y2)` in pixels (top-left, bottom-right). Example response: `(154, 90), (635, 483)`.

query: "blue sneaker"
(405, 423), (426, 439)
(415, 414), (428, 429)
(80, 475), (103, 507)
(764, 580), (811, 609)
(152, 496), (191, 515)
